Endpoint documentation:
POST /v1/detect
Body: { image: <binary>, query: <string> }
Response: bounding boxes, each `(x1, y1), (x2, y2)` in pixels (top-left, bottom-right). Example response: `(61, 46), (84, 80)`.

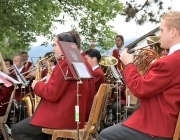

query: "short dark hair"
(4, 59), (13, 65)
(85, 49), (101, 63)
(56, 30), (81, 49)
(116, 35), (124, 45)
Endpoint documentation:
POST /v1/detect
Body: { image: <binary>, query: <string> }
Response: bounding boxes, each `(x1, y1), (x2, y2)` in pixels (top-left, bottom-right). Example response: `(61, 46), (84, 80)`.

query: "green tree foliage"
(0, 0), (61, 58)
(121, 0), (171, 25)
(57, 0), (123, 51)
(1, 0), (168, 58)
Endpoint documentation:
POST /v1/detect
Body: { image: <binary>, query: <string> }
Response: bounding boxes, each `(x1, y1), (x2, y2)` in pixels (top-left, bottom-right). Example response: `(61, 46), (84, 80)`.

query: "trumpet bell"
(146, 36), (160, 43)
(99, 55), (118, 66)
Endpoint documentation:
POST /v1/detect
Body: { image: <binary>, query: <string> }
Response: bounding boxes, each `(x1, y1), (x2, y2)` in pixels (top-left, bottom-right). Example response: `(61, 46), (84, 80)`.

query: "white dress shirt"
(168, 43), (180, 55)
(92, 65), (99, 71)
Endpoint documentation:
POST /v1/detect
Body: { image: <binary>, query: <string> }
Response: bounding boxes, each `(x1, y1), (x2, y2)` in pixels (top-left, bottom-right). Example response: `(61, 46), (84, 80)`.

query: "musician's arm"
(123, 62), (172, 98)
(33, 61), (73, 102)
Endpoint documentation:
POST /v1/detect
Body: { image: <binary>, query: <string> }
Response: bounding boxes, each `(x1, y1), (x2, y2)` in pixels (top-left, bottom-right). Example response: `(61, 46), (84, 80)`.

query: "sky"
(29, 0), (180, 62)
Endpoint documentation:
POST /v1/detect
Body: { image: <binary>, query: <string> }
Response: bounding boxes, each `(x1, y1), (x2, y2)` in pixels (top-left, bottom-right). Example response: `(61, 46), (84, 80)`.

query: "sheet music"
(0, 78), (4, 85)
(72, 62), (91, 78)
(0, 71), (21, 85)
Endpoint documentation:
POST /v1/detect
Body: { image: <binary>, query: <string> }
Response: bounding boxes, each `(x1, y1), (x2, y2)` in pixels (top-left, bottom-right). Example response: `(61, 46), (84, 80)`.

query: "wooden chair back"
(92, 84), (110, 125)
(126, 88), (139, 106)
(173, 111), (180, 140)
(83, 84), (110, 139)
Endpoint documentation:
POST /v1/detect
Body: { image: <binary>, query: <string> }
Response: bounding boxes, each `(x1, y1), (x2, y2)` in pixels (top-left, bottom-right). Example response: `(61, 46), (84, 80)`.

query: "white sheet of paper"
(72, 62), (91, 78)
(0, 71), (21, 85)
(0, 78), (4, 84)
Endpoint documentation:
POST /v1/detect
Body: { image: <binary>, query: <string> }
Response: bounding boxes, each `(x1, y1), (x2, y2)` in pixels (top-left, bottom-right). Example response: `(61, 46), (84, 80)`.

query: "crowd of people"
(0, 10), (180, 140)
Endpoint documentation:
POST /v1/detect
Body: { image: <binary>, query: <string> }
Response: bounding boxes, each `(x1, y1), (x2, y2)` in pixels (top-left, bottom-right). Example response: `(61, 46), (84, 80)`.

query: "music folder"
(0, 78), (4, 85)
(0, 71), (21, 87)
(57, 41), (92, 80)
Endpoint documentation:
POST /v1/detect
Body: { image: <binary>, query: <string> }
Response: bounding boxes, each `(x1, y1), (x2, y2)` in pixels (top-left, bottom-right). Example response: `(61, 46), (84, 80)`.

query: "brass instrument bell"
(99, 55), (118, 75)
(146, 36), (164, 57)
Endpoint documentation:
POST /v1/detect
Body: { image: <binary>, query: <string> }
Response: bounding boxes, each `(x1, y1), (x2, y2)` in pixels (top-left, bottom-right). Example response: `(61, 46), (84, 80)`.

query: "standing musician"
(111, 35), (126, 123)
(11, 31), (95, 140)
(21, 51), (33, 70)
(112, 35), (124, 70)
(99, 11), (180, 140)
(84, 48), (105, 93)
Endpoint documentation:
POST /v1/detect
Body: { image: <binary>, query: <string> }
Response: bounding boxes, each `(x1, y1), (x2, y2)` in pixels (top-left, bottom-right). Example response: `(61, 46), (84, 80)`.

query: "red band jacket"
(30, 59), (95, 129)
(122, 50), (180, 138)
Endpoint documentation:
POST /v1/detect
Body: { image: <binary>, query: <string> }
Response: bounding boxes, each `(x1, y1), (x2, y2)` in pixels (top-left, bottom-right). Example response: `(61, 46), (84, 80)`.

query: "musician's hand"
(45, 74), (51, 84)
(120, 48), (134, 65)
(31, 80), (39, 90)
(151, 59), (157, 64)
(29, 70), (36, 77)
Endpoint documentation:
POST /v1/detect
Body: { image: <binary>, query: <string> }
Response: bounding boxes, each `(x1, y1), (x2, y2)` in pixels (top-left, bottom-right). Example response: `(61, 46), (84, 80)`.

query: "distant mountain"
(28, 45), (53, 64)
(28, 38), (136, 64)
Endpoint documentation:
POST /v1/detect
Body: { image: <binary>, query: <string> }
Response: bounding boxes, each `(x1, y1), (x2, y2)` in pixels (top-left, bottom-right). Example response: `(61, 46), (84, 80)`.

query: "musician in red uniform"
(21, 51), (33, 70)
(84, 48), (105, 93)
(11, 31), (95, 140)
(4, 59), (13, 69)
(112, 35), (124, 70)
(10, 55), (29, 102)
(99, 11), (180, 140)
(111, 35), (126, 123)
(0, 52), (13, 116)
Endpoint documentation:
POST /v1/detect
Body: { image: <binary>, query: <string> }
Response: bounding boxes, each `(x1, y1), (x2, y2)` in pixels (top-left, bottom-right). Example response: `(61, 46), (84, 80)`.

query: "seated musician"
(4, 58), (13, 69)
(84, 48), (105, 93)
(28, 52), (56, 80)
(41, 52), (57, 77)
(9, 54), (30, 102)
(99, 11), (180, 140)
(0, 52), (13, 116)
(21, 51), (33, 70)
(11, 31), (95, 140)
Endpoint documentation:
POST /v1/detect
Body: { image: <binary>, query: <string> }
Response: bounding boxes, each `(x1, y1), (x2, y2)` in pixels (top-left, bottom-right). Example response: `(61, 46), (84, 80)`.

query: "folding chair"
(122, 88), (139, 120)
(0, 88), (16, 140)
(42, 84), (110, 140)
(173, 111), (180, 140)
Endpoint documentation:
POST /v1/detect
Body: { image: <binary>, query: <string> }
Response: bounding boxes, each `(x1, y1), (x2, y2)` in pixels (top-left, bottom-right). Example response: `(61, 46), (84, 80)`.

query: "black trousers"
(11, 117), (50, 140)
(99, 122), (173, 140)
(6, 100), (28, 128)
